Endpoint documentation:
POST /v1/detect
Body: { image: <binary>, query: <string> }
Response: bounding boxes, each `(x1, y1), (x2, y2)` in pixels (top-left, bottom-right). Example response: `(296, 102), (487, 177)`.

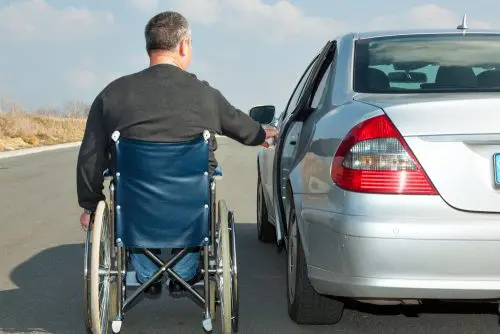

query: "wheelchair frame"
(83, 131), (239, 334)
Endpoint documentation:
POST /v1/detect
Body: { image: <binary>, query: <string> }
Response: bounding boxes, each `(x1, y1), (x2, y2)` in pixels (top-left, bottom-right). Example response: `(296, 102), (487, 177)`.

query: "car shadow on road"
(0, 223), (498, 334)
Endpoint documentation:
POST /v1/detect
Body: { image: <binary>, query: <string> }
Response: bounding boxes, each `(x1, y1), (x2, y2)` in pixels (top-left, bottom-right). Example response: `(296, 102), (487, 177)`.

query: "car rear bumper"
(306, 232), (500, 300)
(299, 195), (500, 300)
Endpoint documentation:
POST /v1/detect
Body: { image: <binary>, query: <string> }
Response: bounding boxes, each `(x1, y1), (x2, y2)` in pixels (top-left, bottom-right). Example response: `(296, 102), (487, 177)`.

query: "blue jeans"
(130, 248), (200, 283)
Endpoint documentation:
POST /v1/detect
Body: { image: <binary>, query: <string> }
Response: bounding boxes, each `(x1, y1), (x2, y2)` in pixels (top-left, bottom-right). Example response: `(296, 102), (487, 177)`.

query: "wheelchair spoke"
(102, 215), (110, 267)
(99, 281), (109, 331)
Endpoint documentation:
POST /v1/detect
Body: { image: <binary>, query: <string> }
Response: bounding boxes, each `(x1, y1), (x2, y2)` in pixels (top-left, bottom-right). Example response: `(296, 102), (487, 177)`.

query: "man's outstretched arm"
(76, 94), (108, 212)
(215, 90), (268, 146)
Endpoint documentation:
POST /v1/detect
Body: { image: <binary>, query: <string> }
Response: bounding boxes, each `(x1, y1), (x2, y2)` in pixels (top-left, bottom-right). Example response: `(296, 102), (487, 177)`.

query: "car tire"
(257, 173), (276, 243)
(286, 203), (344, 325)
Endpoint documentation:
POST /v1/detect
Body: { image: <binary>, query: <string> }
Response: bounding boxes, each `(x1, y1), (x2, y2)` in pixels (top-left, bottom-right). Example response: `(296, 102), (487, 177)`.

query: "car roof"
(351, 29), (500, 40)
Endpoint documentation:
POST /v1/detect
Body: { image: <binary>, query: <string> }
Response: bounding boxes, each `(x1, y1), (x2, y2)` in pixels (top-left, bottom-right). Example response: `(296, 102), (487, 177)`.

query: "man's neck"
(149, 54), (182, 69)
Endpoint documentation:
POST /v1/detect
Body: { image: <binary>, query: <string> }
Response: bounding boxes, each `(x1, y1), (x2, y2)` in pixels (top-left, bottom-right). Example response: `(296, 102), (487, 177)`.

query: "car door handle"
(289, 140), (297, 145)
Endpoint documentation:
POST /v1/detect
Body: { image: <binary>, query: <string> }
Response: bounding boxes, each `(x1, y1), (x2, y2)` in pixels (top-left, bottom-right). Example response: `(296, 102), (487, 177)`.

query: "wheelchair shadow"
(0, 223), (291, 334)
(0, 243), (86, 334)
(0, 224), (497, 334)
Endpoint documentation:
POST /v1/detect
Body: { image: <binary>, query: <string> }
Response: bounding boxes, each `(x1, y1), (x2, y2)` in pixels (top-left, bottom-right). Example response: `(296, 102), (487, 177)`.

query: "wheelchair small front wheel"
(90, 201), (118, 333)
(217, 200), (233, 333)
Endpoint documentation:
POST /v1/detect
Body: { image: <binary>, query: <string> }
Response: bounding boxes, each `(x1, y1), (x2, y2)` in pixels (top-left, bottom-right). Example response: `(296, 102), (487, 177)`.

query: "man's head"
(145, 11), (192, 70)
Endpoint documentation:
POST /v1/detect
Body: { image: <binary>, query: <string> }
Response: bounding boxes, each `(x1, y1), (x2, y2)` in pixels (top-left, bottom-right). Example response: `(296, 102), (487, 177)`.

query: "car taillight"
(330, 114), (438, 195)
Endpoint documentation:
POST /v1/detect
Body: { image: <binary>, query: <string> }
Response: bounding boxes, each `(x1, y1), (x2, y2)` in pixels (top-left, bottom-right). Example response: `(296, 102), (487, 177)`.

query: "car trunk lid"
(355, 93), (500, 213)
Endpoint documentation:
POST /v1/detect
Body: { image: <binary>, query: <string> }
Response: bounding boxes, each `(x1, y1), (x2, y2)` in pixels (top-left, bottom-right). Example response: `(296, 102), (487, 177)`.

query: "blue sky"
(0, 0), (497, 113)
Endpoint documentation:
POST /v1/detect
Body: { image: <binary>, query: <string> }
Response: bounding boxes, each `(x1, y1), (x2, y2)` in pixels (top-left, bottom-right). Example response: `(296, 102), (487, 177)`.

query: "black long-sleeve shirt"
(76, 64), (266, 211)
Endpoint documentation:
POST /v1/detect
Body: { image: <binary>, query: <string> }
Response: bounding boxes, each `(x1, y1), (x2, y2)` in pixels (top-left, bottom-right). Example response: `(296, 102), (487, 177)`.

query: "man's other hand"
(80, 211), (91, 231)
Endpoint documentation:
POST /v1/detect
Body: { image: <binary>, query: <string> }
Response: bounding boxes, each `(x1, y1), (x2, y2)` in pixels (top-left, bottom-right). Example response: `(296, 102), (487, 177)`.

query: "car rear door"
(272, 41), (336, 246)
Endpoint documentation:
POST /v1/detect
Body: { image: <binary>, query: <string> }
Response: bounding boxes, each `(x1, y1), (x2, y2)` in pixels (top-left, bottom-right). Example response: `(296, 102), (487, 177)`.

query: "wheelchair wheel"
(228, 211), (239, 332)
(90, 201), (118, 334)
(217, 200), (233, 333)
(84, 219), (93, 332)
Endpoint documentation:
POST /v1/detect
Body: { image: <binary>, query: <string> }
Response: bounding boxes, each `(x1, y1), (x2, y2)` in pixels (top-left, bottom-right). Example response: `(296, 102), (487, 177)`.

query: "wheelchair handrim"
(84, 222), (93, 332)
(217, 200), (232, 333)
(90, 201), (112, 333)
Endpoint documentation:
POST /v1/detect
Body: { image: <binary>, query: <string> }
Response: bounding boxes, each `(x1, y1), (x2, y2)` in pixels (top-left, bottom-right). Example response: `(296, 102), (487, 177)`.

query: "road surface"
(0, 137), (499, 333)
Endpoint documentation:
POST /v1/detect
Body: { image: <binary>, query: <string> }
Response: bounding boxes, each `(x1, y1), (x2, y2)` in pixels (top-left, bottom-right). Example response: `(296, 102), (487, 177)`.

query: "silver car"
(249, 24), (500, 326)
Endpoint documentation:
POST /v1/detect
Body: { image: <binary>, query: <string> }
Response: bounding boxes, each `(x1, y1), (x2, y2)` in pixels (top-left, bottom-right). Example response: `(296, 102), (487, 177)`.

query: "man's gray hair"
(145, 11), (191, 53)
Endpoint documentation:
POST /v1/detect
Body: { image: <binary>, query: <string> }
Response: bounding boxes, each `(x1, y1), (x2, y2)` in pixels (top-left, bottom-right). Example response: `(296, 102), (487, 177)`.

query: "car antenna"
(457, 14), (468, 34)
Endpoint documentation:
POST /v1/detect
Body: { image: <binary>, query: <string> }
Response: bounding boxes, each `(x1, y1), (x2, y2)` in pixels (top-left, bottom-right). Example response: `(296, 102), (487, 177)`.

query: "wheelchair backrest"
(113, 131), (211, 249)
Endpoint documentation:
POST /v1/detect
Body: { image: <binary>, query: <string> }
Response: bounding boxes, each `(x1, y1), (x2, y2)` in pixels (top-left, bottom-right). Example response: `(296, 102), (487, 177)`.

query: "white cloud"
(173, 0), (221, 25)
(159, 0), (344, 44)
(0, 0), (115, 42)
(154, 2), (493, 45)
(370, 4), (493, 30)
(223, 0), (343, 43)
(129, 0), (159, 13)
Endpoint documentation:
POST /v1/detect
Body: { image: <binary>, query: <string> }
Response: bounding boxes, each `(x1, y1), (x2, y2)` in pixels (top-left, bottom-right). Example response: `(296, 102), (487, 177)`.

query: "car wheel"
(257, 173), (276, 243)
(286, 202), (344, 325)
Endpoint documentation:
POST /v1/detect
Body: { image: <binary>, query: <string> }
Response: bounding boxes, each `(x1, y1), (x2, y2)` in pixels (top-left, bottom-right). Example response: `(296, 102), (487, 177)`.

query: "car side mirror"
(249, 105), (276, 125)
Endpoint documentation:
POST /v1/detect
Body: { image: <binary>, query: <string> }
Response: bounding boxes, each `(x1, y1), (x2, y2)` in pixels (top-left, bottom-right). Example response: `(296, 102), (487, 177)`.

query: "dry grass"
(0, 112), (86, 152)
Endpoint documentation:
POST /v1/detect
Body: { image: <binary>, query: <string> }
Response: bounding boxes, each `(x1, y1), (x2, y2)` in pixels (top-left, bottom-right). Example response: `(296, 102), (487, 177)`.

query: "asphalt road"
(1, 137), (499, 333)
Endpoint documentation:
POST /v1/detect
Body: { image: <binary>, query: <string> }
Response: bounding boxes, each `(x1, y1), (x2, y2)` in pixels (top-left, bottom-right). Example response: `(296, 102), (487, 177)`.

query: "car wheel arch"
(285, 181), (312, 264)
(257, 157), (276, 227)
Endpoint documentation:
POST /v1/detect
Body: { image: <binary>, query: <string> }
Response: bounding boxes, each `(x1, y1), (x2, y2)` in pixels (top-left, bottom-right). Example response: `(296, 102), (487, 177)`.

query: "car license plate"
(495, 153), (500, 185)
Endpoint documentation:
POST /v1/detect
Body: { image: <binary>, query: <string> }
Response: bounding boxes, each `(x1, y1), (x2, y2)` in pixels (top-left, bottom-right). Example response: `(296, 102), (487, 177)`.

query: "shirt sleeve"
(214, 89), (266, 146)
(76, 93), (108, 211)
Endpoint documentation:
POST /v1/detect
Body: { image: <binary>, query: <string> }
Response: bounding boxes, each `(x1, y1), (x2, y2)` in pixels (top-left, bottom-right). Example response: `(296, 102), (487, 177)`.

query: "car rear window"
(353, 34), (500, 93)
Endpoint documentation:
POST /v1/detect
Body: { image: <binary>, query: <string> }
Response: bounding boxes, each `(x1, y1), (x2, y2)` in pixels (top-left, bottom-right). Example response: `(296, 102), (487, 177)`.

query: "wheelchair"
(83, 130), (238, 333)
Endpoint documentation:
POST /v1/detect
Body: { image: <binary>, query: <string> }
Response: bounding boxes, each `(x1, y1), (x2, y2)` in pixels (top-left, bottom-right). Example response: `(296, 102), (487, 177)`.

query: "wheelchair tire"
(90, 201), (118, 334)
(217, 200), (233, 333)
(84, 220), (93, 333)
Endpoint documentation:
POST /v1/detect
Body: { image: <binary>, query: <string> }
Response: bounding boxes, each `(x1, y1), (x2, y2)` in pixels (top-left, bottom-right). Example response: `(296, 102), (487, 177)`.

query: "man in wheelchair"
(77, 10), (277, 334)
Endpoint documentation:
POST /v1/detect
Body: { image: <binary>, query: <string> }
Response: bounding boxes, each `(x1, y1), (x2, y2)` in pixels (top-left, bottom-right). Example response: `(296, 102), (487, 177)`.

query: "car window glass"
(353, 34), (500, 93)
(284, 57), (318, 117)
(311, 61), (333, 109)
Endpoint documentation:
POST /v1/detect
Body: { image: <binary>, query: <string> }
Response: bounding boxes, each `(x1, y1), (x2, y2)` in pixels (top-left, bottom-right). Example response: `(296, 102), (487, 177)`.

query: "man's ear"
(179, 39), (188, 57)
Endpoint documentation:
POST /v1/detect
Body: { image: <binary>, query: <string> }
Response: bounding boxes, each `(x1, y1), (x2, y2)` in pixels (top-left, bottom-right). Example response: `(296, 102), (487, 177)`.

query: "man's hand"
(264, 126), (279, 139)
(262, 126), (279, 148)
(80, 211), (91, 231)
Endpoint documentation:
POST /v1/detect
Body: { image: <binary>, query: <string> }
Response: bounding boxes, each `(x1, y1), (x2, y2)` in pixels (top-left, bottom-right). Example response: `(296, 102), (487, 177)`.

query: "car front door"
(272, 41), (336, 247)
(260, 55), (319, 227)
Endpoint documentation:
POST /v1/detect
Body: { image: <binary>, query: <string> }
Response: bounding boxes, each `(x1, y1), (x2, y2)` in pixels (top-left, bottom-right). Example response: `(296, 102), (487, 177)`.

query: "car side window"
(283, 56), (318, 117)
(310, 62), (332, 109)
(310, 45), (337, 109)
